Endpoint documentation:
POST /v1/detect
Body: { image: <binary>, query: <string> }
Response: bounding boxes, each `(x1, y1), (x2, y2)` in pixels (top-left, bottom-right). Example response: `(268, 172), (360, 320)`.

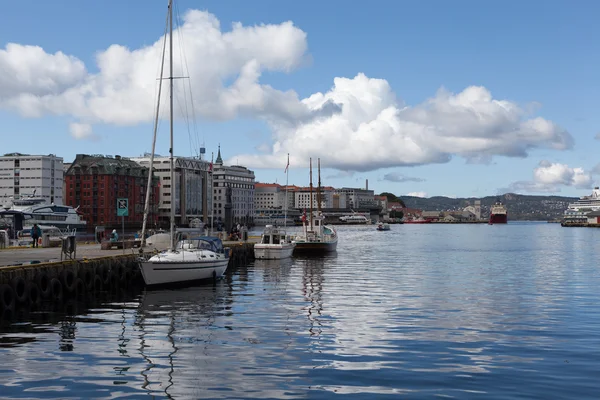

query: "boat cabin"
(261, 225), (291, 245)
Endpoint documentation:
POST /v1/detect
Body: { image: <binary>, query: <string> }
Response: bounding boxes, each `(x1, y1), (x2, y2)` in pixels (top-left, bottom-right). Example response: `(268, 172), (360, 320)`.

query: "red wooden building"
(64, 154), (159, 231)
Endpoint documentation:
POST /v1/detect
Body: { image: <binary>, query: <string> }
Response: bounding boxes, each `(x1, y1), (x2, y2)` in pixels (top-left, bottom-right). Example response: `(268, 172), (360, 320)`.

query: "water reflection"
(1, 224), (600, 398)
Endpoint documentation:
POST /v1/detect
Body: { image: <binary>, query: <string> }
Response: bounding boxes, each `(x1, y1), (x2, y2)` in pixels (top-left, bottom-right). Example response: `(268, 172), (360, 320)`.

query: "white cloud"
(406, 191), (427, 198)
(504, 160), (593, 193)
(0, 10), (311, 126)
(382, 171), (424, 183)
(233, 74), (573, 171)
(69, 122), (97, 140)
(0, 10), (574, 173)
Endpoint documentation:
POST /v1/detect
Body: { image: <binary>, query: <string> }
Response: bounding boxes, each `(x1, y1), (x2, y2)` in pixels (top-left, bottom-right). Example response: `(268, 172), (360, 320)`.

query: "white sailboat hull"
(254, 243), (295, 260)
(140, 250), (229, 285)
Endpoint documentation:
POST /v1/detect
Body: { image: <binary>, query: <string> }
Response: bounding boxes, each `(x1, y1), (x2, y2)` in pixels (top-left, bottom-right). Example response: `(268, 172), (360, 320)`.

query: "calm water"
(1, 222), (600, 399)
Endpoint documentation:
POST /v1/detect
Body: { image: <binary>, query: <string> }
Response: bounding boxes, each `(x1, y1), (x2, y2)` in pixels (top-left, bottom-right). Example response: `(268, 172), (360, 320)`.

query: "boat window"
(273, 235), (280, 244)
(262, 235), (271, 244)
(315, 220), (320, 226)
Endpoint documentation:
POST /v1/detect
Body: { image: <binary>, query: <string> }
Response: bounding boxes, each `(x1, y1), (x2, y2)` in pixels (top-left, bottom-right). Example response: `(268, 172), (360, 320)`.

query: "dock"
(0, 239), (257, 322)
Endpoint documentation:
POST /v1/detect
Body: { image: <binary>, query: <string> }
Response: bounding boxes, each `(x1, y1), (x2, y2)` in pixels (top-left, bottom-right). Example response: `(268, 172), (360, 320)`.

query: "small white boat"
(254, 225), (296, 260)
(376, 222), (390, 231)
(140, 236), (230, 286)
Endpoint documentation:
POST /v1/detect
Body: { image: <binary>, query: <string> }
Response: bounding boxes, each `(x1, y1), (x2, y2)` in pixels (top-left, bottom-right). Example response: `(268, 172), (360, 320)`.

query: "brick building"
(64, 154), (159, 231)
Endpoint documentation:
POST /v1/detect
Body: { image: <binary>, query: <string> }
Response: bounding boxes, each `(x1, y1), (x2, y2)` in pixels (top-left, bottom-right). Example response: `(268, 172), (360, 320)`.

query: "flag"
(301, 209), (306, 222)
(209, 162), (213, 172)
(284, 153), (289, 173)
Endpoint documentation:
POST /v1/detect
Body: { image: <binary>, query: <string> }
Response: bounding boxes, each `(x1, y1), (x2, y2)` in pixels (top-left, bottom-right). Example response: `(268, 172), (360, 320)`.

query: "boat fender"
(82, 268), (94, 292)
(0, 284), (16, 314)
(74, 278), (85, 298)
(61, 269), (77, 294)
(50, 278), (63, 301)
(11, 276), (28, 304)
(93, 275), (103, 292)
(36, 272), (52, 299)
(28, 283), (41, 305)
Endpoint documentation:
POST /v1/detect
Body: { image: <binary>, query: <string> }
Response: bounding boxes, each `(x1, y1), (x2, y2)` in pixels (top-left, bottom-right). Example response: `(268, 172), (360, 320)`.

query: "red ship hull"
(489, 213), (508, 224)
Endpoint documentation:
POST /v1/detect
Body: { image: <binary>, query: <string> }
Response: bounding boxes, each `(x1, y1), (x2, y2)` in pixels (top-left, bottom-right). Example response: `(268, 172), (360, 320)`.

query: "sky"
(1, 0), (599, 199)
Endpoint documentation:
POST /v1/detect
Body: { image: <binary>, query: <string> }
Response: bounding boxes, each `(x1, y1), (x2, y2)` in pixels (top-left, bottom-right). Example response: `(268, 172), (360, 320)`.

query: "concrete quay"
(0, 240), (256, 322)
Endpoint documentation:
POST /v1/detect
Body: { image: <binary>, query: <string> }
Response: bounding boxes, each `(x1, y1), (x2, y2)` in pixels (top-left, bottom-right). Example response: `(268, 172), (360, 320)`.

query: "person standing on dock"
(31, 224), (41, 248)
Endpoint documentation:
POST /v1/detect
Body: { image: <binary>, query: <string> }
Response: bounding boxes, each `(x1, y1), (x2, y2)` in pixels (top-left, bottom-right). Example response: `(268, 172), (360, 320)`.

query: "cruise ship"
(489, 200), (508, 224)
(562, 187), (600, 223)
(1, 195), (87, 231)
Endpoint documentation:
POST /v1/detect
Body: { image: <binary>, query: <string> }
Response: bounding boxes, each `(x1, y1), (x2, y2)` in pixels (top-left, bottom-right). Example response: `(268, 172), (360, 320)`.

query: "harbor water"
(1, 222), (600, 398)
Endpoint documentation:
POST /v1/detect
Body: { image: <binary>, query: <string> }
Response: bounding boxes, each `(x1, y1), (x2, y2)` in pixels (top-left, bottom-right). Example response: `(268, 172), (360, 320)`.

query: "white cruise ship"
(563, 187), (600, 223)
(1, 195), (87, 231)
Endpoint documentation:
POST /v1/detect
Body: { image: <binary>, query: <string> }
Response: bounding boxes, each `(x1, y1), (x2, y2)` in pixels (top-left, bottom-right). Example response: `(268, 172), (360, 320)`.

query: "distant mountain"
(400, 193), (578, 221)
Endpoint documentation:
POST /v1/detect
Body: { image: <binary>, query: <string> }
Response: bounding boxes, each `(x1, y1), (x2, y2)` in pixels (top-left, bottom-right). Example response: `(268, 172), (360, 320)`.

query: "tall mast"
(168, 0), (175, 251)
(210, 151), (214, 234)
(284, 153), (289, 228)
(140, 5), (169, 249)
(309, 158), (313, 231)
(317, 158), (322, 213)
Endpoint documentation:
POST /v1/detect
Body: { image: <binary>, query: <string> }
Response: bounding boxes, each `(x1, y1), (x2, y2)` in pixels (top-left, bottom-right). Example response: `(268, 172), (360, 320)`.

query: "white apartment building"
(0, 153), (63, 206)
(212, 147), (255, 226)
(294, 187), (333, 209)
(335, 187), (376, 209)
(131, 154), (211, 226)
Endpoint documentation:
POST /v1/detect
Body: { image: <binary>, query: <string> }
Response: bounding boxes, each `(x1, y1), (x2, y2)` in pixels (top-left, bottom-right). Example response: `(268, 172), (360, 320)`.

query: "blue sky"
(1, 0), (599, 198)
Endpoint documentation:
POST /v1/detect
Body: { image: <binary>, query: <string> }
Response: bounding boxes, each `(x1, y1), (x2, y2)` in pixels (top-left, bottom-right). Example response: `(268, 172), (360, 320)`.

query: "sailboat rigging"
(138, 0), (230, 286)
(292, 158), (338, 253)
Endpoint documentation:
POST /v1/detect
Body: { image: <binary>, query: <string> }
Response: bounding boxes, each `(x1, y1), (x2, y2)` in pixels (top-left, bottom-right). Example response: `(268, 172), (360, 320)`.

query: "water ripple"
(1, 223), (600, 398)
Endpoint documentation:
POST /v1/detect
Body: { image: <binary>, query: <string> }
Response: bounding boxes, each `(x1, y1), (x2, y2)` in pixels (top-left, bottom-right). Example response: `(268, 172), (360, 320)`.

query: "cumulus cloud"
(69, 122), (98, 140)
(504, 160), (592, 193)
(0, 10), (312, 126)
(0, 9), (574, 173)
(233, 74), (573, 171)
(406, 192), (428, 198)
(382, 171), (425, 183)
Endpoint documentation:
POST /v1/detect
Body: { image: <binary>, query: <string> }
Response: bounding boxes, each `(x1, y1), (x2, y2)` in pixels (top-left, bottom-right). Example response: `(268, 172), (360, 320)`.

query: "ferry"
(1, 195), (87, 231)
(562, 187), (600, 224)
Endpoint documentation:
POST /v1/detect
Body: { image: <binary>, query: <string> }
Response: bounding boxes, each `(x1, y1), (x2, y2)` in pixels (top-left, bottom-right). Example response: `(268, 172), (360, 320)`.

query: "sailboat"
(293, 158), (338, 253)
(138, 0), (230, 286)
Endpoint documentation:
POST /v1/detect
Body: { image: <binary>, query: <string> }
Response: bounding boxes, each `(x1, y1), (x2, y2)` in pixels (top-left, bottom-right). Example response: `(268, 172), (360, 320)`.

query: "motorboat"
(376, 222), (391, 231)
(254, 225), (295, 259)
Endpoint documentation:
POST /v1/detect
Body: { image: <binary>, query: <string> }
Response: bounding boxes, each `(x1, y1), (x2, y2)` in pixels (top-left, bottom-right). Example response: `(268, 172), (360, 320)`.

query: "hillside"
(400, 193), (578, 221)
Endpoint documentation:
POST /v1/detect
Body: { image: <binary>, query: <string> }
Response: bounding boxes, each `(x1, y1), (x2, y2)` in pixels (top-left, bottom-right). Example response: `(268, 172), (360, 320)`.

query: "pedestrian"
(110, 229), (119, 242)
(31, 224), (41, 248)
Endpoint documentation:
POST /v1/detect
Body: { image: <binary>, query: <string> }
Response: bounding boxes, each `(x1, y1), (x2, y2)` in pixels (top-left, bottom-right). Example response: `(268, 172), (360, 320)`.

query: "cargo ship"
(489, 200), (508, 224)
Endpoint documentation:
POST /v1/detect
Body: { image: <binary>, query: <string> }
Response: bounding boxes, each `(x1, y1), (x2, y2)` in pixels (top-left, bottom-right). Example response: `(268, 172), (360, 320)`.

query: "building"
(131, 154), (211, 227)
(0, 153), (64, 206)
(294, 186), (334, 209)
(463, 200), (482, 220)
(335, 187), (376, 209)
(211, 147), (255, 228)
(64, 154), (159, 230)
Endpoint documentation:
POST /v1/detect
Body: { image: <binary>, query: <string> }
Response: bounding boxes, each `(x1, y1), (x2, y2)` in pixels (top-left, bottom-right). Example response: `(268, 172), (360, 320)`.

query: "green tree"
(379, 192), (406, 208)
